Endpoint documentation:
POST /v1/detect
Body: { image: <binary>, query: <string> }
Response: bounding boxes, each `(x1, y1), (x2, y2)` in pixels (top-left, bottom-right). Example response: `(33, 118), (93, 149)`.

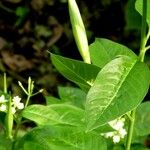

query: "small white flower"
(113, 135), (120, 143)
(11, 107), (16, 114)
(17, 103), (24, 109)
(101, 117), (127, 144)
(12, 96), (21, 104)
(109, 118), (125, 130)
(119, 128), (127, 138)
(104, 132), (114, 138)
(0, 104), (7, 111)
(12, 96), (24, 110)
(0, 95), (7, 103)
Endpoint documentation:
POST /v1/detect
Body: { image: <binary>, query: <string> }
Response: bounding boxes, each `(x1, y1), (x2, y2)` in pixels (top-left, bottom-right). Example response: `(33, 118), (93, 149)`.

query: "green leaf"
(85, 56), (150, 131)
(135, 0), (150, 28)
(89, 38), (137, 68)
(45, 96), (61, 105)
(23, 142), (45, 150)
(0, 134), (12, 150)
(135, 102), (150, 136)
(22, 104), (85, 127)
(15, 7), (29, 17)
(16, 125), (107, 150)
(48, 104), (85, 127)
(58, 86), (86, 108)
(51, 53), (100, 91)
(22, 105), (59, 126)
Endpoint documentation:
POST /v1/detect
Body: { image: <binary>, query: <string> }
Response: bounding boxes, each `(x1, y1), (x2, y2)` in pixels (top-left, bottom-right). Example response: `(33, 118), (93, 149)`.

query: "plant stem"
(139, 0), (147, 62)
(6, 97), (13, 140)
(25, 94), (31, 108)
(125, 0), (147, 149)
(125, 109), (136, 150)
(4, 73), (7, 93)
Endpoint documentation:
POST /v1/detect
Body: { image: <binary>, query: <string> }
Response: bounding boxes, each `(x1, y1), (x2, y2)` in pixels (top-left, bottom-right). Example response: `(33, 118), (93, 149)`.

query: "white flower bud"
(68, 0), (91, 63)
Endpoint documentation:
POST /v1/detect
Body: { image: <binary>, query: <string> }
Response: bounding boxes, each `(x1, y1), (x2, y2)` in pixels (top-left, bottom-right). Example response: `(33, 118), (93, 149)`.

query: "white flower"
(0, 95), (7, 103)
(101, 117), (127, 143)
(12, 96), (24, 110)
(0, 95), (24, 114)
(104, 132), (114, 138)
(0, 104), (7, 112)
(113, 135), (120, 143)
(11, 107), (16, 114)
(109, 118), (125, 130)
(119, 128), (127, 138)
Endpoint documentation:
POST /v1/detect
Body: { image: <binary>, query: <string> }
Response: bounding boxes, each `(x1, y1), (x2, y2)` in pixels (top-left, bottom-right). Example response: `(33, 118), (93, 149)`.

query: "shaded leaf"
(16, 125), (107, 150)
(135, 102), (150, 136)
(125, 0), (142, 30)
(0, 134), (12, 150)
(89, 38), (137, 68)
(58, 86), (86, 108)
(85, 56), (150, 131)
(135, 0), (150, 28)
(45, 96), (61, 105)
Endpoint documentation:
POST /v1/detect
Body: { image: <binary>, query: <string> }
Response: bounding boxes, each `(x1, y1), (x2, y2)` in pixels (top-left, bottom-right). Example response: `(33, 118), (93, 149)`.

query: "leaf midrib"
(99, 58), (137, 120)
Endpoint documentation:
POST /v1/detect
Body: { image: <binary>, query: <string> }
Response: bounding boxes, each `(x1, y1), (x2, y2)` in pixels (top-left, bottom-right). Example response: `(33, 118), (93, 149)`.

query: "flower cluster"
(0, 95), (24, 114)
(101, 117), (127, 143)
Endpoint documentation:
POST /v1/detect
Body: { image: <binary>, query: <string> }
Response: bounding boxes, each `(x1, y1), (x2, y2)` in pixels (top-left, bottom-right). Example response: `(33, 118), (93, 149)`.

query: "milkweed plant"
(0, 0), (150, 149)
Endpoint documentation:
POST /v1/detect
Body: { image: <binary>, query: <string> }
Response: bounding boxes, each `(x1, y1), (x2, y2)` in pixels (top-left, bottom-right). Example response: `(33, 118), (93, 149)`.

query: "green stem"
(139, 0), (147, 62)
(4, 73), (7, 93)
(125, 109), (136, 150)
(125, 0), (147, 149)
(6, 97), (13, 140)
(25, 94), (31, 108)
(13, 116), (22, 139)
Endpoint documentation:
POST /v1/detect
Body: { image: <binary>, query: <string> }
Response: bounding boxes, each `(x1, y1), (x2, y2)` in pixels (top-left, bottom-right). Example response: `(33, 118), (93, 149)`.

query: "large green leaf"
(134, 102), (150, 136)
(51, 53), (100, 91)
(22, 104), (85, 127)
(85, 56), (150, 131)
(58, 86), (86, 108)
(16, 125), (107, 150)
(135, 0), (150, 28)
(89, 38), (137, 68)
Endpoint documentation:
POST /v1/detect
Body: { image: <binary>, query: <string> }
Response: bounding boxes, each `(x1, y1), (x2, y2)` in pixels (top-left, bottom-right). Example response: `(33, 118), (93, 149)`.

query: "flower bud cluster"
(0, 95), (24, 114)
(102, 117), (127, 143)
